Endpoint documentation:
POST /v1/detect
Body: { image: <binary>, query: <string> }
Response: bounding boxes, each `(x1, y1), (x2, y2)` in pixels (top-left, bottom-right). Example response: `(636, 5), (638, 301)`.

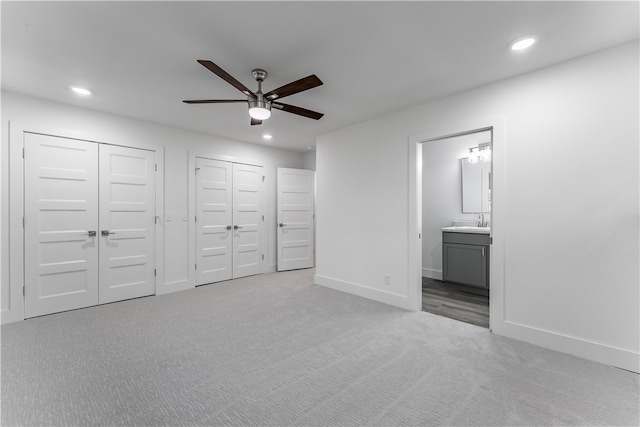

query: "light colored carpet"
(2, 268), (638, 426)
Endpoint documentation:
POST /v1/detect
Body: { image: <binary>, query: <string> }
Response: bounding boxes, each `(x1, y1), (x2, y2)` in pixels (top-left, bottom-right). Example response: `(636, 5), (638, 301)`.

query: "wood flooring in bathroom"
(422, 277), (489, 328)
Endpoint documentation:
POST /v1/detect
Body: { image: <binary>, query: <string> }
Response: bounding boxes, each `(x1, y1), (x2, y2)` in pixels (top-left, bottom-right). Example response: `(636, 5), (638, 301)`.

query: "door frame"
(187, 150), (266, 287)
(276, 167), (315, 272)
(408, 116), (506, 332)
(4, 121), (164, 324)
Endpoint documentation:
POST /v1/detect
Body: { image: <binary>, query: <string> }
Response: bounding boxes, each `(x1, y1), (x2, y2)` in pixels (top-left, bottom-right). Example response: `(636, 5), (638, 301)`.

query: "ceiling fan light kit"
(183, 60), (324, 126)
(248, 101), (271, 120)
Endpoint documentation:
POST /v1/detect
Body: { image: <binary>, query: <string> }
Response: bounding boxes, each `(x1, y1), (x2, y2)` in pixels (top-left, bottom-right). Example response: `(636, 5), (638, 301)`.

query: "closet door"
(232, 163), (263, 279)
(98, 145), (156, 304)
(277, 168), (315, 271)
(195, 157), (233, 285)
(24, 134), (99, 318)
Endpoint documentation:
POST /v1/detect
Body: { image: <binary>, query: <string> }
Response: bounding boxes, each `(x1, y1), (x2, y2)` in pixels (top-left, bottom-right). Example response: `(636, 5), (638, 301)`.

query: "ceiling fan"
(183, 60), (324, 126)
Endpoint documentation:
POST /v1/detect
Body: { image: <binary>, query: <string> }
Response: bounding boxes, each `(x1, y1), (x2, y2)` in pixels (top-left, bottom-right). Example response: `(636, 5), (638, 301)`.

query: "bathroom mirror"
(461, 157), (491, 213)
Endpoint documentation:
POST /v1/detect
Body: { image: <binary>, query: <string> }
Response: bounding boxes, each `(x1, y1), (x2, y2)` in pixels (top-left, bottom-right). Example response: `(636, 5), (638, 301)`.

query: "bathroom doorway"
(420, 129), (492, 328)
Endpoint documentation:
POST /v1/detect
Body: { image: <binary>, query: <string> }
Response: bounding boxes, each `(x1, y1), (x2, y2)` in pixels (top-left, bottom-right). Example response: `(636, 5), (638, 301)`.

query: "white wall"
(316, 41), (639, 372)
(422, 131), (491, 279)
(1, 91), (305, 322)
(303, 150), (317, 171)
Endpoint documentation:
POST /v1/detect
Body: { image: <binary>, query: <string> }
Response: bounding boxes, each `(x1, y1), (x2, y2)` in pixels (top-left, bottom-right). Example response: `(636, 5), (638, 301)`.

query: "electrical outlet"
(165, 212), (173, 222)
(384, 274), (391, 286)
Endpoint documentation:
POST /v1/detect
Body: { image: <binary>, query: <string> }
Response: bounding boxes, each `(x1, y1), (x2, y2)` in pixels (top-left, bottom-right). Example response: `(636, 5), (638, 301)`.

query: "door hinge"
(155, 216), (158, 224)
(195, 167), (200, 174)
(195, 216), (197, 223)
(262, 254), (264, 261)
(154, 268), (157, 277)
(262, 215), (264, 221)
(23, 217), (25, 227)
(262, 175), (265, 182)
(195, 263), (197, 270)
(22, 148), (25, 158)
(155, 163), (158, 172)
(23, 286), (25, 296)
(490, 237), (493, 244)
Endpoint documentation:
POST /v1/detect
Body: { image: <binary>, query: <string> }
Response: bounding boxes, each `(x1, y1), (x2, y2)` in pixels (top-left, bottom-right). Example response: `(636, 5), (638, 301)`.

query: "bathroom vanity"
(442, 227), (490, 294)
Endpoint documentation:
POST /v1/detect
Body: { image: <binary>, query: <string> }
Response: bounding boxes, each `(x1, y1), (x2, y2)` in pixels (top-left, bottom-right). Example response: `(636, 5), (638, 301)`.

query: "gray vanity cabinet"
(442, 232), (490, 289)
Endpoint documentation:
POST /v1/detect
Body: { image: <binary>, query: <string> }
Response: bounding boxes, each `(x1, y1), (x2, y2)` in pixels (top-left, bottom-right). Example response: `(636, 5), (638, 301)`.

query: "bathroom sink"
(441, 226), (490, 234)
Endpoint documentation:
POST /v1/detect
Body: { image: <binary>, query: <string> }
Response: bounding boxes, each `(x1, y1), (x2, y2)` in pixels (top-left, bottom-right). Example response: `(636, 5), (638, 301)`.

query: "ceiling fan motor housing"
(252, 69), (268, 82)
(248, 97), (270, 112)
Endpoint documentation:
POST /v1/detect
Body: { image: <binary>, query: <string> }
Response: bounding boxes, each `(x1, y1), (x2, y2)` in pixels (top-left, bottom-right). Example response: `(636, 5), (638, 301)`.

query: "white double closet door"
(24, 133), (156, 318)
(195, 157), (263, 285)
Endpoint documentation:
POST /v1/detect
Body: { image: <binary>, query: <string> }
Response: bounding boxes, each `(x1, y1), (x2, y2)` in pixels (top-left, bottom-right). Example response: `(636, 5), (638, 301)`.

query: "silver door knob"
(278, 223), (285, 227)
(226, 225), (232, 230)
(234, 225), (243, 230)
(82, 230), (97, 237)
(101, 230), (116, 236)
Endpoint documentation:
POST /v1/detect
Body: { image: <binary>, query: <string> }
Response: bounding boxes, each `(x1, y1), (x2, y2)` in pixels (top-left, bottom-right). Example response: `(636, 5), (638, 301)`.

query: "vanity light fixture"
(509, 35), (537, 51)
(468, 143), (491, 163)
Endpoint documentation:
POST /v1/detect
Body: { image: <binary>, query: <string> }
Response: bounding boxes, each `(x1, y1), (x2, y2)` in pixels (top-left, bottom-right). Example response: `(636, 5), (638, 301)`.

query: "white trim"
(4, 122), (26, 324)
(156, 279), (192, 296)
(407, 139), (422, 312)
(152, 146), (166, 298)
(266, 263), (277, 273)
(408, 117), (506, 330)
(421, 268), (442, 280)
(494, 320), (640, 373)
(3, 121), (165, 324)
(409, 117), (505, 330)
(315, 274), (414, 311)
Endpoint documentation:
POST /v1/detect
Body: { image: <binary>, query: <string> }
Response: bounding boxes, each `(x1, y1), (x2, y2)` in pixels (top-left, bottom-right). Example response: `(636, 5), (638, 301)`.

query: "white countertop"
(442, 226), (490, 234)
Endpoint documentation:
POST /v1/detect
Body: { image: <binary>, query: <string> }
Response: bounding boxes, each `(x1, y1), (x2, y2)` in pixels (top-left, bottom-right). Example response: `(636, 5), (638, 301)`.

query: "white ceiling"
(2, 1), (638, 152)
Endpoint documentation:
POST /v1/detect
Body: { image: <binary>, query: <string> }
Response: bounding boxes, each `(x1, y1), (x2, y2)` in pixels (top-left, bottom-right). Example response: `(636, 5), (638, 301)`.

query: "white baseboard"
(314, 274), (413, 311)
(493, 320), (639, 373)
(422, 268), (442, 280)
(315, 274), (638, 373)
(1, 308), (23, 325)
(156, 279), (193, 296)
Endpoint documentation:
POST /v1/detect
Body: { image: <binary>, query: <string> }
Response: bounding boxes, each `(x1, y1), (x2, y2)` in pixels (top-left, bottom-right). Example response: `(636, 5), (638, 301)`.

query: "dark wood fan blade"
(272, 102), (324, 120)
(183, 99), (247, 104)
(251, 118), (262, 126)
(264, 75), (323, 100)
(197, 60), (255, 97)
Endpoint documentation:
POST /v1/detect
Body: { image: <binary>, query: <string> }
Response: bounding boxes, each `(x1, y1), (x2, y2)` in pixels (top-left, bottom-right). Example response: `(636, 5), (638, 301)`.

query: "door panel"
(24, 133), (99, 318)
(277, 168), (315, 271)
(195, 158), (233, 285)
(99, 145), (156, 304)
(443, 243), (487, 288)
(232, 163), (263, 279)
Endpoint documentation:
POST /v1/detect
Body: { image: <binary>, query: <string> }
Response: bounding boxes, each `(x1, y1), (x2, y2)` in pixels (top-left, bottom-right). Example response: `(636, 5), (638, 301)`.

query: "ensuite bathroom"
(421, 129), (492, 328)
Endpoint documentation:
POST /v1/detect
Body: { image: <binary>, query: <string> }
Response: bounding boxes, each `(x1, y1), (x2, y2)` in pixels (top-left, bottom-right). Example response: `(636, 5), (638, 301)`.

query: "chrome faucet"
(478, 213), (487, 227)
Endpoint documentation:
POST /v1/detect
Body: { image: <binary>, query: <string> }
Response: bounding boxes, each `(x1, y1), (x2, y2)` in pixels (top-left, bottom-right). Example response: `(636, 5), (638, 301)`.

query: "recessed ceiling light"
(510, 36), (537, 51)
(262, 134), (272, 140)
(71, 86), (92, 96)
